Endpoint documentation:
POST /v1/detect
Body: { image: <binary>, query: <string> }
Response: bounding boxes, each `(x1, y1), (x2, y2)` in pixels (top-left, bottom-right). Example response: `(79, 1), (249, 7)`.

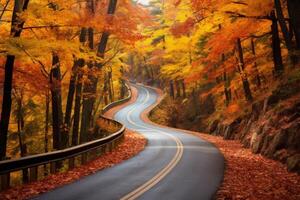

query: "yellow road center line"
(120, 87), (184, 200)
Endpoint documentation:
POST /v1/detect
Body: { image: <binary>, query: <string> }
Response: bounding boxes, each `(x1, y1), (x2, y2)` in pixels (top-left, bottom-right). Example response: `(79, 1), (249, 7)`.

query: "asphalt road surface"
(35, 84), (224, 200)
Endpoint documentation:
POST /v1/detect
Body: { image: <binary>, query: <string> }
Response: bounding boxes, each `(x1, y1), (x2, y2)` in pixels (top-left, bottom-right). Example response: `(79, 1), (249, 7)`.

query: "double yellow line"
(121, 87), (184, 200)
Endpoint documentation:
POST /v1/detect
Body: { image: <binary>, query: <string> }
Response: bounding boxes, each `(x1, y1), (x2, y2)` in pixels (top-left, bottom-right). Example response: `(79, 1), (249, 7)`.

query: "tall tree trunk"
(120, 79), (125, 99)
(175, 80), (181, 98)
(236, 38), (253, 102)
(223, 69), (231, 106)
(150, 66), (155, 81)
(64, 60), (79, 129)
(274, 0), (293, 49)
(271, 10), (284, 75)
(287, 0), (300, 49)
(80, 64), (97, 144)
(0, 0), (30, 161)
(110, 74), (114, 102)
(16, 94), (28, 183)
(50, 54), (66, 171)
(50, 54), (64, 150)
(144, 64), (151, 80)
(251, 39), (262, 87)
(169, 80), (175, 99)
(104, 73), (109, 105)
(181, 80), (186, 98)
(44, 90), (49, 175)
(72, 71), (83, 146)
(65, 59), (85, 146)
(0, 56), (15, 160)
(80, 26), (95, 144)
(219, 25), (231, 106)
(222, 54), (231, 106)
(108, 68), (114, 102)
(191, 89), (200, 116)
(274, 0), (297, 65)
(88, 27), (94, 50)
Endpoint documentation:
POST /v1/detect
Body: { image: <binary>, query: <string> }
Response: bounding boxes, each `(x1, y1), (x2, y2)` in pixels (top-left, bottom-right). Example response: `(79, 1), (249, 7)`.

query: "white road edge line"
(120, 86), (184, 200)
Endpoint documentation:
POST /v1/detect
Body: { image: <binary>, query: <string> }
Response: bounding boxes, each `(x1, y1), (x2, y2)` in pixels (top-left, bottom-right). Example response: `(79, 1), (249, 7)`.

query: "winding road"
(35, 84), (224, 200)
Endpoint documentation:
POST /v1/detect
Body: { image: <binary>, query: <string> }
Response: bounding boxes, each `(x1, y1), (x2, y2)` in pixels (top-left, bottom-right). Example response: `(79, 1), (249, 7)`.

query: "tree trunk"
(80, 68), (97, 144)
(108, 69), (114, 102)
(191, 89), (200, 116)
(72, 72), (83, 146)
(80, 26), (96, 144)
(222, 54), (231, 106)
(251, 39), (262, 87)
(169, 80), (175, 99)
(223, 70), (231, 106)
(274, 0), (293, 49)
(64, 60), (79, 129)
(50, 54), (65, 150)
(72, 28), (86, 146)
(104, 73), (109, 105)
(16, 95), (28, 183)
(181, 80), (186, 98)
(175, 80), (181, 98)
(274, 0), (297, 65)
(271, 10), (284, 75)
(0, 0), (30, 161)
(287, 0), (300, 49)
(88, 27), (94, 49)
(150, 66), (155, 81)
(219, 25), (231, 106)
(44, 91), (49, 176)
(0, 56), (15, 160)
(236, 38), (253, 102)
(120, 79), (125, 99)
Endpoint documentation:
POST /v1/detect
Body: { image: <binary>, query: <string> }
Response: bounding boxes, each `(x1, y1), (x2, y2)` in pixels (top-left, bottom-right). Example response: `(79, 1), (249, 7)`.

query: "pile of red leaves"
(197, 133), (300, 200)
(0, 130), (146, 200)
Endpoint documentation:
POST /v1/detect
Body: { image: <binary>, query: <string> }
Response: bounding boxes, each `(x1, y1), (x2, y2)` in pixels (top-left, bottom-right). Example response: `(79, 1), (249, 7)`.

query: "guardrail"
(0, 83), (132, 191)
(102, 84), (132, 114)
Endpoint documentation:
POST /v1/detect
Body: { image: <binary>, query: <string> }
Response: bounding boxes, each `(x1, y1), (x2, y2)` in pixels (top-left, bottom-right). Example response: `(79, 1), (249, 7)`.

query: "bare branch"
(15, 43), (49, 78)
(231, 1), (248, 6)
(0, 0), (10, 24)
(225, 11), (271, 20)
(23, 24), (78, 30)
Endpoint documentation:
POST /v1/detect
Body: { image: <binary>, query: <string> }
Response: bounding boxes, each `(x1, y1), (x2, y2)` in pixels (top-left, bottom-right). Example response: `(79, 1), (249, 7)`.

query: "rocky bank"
(209, 92), (300, 173)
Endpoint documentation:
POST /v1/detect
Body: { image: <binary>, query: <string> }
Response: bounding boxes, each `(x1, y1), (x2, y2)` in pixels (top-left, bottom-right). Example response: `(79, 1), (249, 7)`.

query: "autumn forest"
(0, 0), (299, 199)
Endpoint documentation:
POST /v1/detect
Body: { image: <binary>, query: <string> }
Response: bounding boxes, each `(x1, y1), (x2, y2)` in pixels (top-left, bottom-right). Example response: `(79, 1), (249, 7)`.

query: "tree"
(0, 0), (30, 161)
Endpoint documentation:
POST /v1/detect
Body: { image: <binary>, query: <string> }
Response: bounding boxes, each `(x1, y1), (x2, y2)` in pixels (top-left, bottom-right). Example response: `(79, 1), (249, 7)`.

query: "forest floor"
(195, 133), (300, 200)
(0, 87), (147, 200)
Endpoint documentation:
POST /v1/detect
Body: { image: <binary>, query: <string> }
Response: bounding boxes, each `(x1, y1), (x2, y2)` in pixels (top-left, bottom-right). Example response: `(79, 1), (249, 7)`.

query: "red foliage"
(170, 17), (196, 37)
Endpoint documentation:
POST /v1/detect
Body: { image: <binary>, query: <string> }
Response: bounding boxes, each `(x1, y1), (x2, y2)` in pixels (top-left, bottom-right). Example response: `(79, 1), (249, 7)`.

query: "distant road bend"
(35, 84), (224, 200)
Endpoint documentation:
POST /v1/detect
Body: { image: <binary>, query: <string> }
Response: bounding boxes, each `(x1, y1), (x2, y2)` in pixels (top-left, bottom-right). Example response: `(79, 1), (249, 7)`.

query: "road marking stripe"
(120, 86), (184, 200)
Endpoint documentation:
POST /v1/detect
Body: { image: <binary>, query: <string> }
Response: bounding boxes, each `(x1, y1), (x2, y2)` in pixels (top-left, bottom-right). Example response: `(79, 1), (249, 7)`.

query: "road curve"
(34, 84), (224, 200)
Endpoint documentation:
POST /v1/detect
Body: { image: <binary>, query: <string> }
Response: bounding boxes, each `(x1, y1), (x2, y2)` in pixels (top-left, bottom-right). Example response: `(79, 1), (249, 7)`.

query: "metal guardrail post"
(29, 166), (38, 182)
(0, 173), (10, 190)
(50, 162), (56, 174)
(69, 157), (75, 170)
